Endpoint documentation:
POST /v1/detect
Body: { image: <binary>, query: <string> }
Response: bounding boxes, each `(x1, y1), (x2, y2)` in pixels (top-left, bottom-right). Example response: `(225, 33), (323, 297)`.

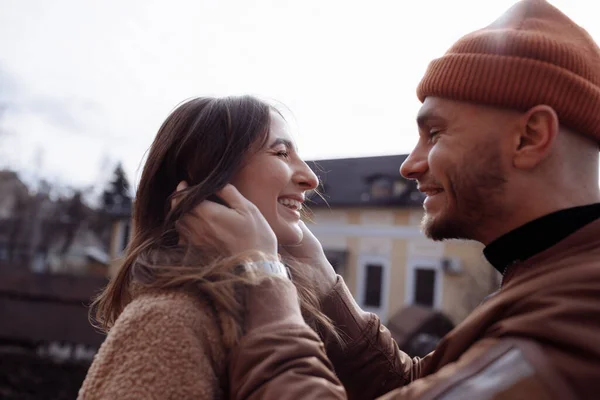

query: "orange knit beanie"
(417, 0), (600, 140)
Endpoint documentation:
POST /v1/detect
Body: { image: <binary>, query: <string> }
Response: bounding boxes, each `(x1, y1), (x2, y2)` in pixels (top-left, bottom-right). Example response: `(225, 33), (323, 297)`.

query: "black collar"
(483, 203), (600, 275)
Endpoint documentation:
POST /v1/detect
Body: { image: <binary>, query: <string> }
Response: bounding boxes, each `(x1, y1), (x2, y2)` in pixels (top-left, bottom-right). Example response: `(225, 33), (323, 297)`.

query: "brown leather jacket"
(229, 219), (600, 399)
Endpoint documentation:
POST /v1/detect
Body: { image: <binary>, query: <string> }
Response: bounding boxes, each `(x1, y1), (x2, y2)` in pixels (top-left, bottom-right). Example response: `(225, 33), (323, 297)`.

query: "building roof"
(103, 202), (133, 219)
(306, 154), (425, 208)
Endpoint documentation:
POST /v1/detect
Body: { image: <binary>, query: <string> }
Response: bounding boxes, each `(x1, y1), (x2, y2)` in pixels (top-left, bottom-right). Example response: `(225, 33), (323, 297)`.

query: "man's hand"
(176, 182), (278, 259)
(279, 221), (337, 297)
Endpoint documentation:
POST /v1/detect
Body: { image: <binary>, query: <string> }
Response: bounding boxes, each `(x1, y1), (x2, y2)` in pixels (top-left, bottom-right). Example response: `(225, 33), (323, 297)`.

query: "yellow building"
(306, 155), (499, 325)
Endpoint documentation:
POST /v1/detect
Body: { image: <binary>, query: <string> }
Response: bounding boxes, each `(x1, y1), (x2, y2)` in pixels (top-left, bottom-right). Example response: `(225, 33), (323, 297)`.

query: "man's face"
(400, 97), (514, 242)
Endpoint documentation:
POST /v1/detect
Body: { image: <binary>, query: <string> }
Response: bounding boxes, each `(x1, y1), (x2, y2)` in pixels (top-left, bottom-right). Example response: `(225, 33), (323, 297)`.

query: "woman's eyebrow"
(269, 138), (297, 152)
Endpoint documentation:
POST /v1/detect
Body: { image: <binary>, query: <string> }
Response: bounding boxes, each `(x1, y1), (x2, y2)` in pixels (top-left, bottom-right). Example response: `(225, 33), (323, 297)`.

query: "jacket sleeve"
(228, 278), (347, 400)
(319, 276), (430, 399)
(228, 278), (569, 400)
(78, 302), (219, 400)
(373, 338), (572, 399)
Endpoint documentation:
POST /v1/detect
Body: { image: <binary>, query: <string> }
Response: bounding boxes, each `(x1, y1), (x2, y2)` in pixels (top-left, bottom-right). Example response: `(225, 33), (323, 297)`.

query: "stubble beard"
(422, 143), (508, 242)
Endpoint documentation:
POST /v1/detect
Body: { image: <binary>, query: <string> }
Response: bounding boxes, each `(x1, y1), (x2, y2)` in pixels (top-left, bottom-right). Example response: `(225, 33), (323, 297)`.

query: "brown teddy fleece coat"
(78, 288), (229, 399)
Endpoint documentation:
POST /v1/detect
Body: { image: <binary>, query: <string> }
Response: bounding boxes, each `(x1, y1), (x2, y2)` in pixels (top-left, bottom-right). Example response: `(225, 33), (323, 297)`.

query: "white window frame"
(356, 254), (391, 320)
(405, 257), (443, 310)
(112, 220), (131, 257)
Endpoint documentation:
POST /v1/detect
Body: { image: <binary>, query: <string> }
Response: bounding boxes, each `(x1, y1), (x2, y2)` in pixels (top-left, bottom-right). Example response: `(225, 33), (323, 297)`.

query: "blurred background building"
(0, 154), (499, 399)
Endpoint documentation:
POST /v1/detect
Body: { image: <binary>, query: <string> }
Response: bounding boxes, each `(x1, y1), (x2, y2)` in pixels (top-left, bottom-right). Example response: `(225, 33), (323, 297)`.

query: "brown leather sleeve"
(374, 338), (575, 400)
(228, 278), (347, 400)
(228, 278), (574, 400)
(320, 276), (429, 399)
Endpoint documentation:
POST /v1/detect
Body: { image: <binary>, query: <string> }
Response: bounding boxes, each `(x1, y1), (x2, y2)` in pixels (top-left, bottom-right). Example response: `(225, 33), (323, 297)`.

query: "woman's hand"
(176, 182), (278, 259)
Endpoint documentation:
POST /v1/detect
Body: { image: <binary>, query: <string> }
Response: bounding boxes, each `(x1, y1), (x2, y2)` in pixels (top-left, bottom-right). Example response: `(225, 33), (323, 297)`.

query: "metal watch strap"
(250, 260), (291, 280)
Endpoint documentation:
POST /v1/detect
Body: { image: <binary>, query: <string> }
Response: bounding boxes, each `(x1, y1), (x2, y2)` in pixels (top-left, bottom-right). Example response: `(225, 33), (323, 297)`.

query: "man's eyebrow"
(416, 111), (446, 128)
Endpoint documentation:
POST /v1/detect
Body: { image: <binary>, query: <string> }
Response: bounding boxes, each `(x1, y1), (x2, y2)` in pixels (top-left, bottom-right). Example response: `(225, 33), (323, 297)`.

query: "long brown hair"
(91, 96), (339, 347)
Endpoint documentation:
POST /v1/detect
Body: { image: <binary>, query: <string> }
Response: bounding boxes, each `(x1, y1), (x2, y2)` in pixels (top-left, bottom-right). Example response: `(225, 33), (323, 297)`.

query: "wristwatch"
(250, 260), (292, 280)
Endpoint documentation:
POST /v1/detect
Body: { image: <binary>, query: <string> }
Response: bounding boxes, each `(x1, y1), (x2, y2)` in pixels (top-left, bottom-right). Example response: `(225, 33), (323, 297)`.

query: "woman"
(78, 96), (340, 399)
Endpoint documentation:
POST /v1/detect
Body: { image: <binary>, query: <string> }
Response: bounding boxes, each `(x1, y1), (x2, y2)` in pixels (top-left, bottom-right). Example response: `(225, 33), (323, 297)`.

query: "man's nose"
(400, 145), (428, 180)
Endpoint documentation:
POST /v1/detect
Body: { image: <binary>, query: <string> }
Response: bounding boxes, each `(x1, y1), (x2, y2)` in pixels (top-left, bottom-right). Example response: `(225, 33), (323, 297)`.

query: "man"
(189, 0), (600, 398)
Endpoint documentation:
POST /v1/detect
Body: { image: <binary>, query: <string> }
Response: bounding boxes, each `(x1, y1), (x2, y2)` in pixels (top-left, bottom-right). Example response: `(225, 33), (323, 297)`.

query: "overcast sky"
(0, 0), (597, 192)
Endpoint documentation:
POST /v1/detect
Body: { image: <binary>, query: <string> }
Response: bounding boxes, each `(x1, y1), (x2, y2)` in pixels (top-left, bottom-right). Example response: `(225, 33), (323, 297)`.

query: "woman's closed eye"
(275, 149), (290, 158)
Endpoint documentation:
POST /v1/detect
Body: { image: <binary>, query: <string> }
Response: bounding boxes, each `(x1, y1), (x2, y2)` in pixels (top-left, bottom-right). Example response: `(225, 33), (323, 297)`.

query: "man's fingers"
(298, 220), (317, 238)
(178, 184), (277, 257)
(177, 181), (189, 191)
(215, 184), (253, 212)
(190, 198), (230, 219)
(177, 214), (220, 248)
(178, 201), (223, 242)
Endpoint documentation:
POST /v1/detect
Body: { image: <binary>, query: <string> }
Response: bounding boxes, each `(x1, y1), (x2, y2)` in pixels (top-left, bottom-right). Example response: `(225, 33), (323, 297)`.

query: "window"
(364, 264), (383, 307)
(405, 259), (443, 309)
(414, 268), (436, 307)
(393, 180), (407, 195)
(357, 255), (390, 319)
(112, 220), (132, 257)
(370, 177), (392, 198)
(121, 221), (130, 252)
(329, 258), (339, 273)
(324, 249), (348, 274)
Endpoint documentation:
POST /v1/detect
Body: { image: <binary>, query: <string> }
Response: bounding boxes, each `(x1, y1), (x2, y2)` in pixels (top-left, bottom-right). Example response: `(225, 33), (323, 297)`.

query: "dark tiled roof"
(104, 202), (132, 219)
(306, 154), (425, 207)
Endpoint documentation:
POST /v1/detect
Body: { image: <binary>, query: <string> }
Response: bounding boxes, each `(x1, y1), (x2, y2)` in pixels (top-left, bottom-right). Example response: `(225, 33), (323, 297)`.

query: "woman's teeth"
(278, 198), (302, 211)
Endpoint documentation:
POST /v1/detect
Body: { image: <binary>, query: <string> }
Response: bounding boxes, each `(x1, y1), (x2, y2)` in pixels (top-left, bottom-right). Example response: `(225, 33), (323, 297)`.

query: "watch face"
(269, 261), (288, 279)
(252, 260), (290, 279)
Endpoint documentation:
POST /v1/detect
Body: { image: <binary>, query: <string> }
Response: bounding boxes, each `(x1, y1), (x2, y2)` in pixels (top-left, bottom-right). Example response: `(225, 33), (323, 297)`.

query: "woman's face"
(230, 111), (319, 246)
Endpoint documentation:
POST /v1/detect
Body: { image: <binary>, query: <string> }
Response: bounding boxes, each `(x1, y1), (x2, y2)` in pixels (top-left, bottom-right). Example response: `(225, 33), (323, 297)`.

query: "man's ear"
(170, 181), (189, 212)
(513, 105), (559, 170)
